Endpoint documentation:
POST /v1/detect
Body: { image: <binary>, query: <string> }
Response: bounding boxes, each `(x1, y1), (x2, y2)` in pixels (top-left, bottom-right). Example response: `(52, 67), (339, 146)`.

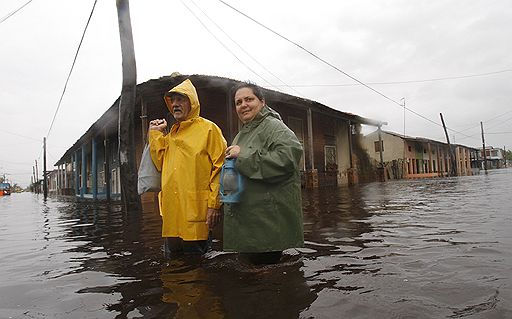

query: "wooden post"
(504, 146), (507, 168)
(32, 165), (36, 193)
(481, 121), (487, 173)
(104, 131), (111, 201)
(117, 0), (141, 212)
(92, 137), (97, 200)
(439, 113), (457, 176)
(377, 125), (385, 181)
(81, 145), (86, 198)
(35, 160), (40, 194)
(347, 121), (353, 169)
(141, 97), (148, 144)
(43, 137), (48, 199)
(377, 125), (384, 167)
(74, 151), (79, 196)
(307, 107), (314, 170)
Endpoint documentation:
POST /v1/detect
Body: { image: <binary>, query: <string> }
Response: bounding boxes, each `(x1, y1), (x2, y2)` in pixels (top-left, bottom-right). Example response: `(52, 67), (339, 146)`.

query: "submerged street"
(1, 169), (511, 319)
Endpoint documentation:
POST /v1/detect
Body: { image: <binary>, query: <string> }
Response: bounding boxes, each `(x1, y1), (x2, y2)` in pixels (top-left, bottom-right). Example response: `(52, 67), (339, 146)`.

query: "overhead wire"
(180, 0), (275, 89)
(450, 109), (512, 139)
(46, 0), (98, 139)
(0, 0), (33, 25)
(0, 128), (42, 142)
(217, 0), (481, 141)
(189, 0), (304, 97)
(271, 68), (512, 87)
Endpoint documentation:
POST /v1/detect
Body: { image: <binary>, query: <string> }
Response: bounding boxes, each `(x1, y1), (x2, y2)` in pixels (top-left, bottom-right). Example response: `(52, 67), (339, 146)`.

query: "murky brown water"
(1, 169), (512, 319)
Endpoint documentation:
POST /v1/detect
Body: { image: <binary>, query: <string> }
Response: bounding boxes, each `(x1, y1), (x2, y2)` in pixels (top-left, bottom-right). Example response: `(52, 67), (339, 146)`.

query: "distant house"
(478, 146), (506, 169)
(51, 74), (384, 204)
(362, 130), (477, 179)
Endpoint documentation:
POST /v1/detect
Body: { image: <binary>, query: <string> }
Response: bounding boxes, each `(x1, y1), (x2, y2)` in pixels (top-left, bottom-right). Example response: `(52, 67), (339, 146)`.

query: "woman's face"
(234, 87), (265, 124)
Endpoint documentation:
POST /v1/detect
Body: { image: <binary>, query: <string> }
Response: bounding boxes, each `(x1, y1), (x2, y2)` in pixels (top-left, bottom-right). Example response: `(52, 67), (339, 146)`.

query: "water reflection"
(160, 259), (223, 319)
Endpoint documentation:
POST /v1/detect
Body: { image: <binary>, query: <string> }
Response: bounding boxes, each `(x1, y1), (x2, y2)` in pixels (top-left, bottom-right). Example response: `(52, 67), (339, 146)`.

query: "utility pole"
(481, 121), (487, 173)
(402, 97), (406, 178)
(116, 0), (141, 212)
(35, 160), (39, 194)
(439, 113), (457, 176)
(32, 165), (36, 193)
(43, 137), (48, 199)
(504, 146), (507, 168)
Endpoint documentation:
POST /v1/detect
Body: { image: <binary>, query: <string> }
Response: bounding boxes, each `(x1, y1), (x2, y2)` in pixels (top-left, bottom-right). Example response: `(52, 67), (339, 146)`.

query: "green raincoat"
(223, 105), (304, 252)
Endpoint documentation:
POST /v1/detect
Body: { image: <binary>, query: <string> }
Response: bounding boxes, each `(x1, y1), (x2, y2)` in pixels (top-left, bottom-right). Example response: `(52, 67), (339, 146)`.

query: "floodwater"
(1, 169), (512, 319)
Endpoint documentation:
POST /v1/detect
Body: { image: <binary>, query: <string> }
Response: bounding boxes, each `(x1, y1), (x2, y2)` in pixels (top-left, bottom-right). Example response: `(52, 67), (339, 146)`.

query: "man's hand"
(206, 208), (222, 229)
(149, 118), (167, 132)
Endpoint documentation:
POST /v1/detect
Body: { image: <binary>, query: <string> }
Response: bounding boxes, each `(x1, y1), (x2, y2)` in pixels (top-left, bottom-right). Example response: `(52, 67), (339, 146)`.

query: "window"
(374, 140), (384, 152)
(408, 146), (412, 152)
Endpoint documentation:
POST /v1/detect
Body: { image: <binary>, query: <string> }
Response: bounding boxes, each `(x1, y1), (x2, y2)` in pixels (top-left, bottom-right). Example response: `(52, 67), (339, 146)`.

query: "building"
(478, 146), (506, 169)
(51, 74), (384, 204)
(362, 130), (476, 180)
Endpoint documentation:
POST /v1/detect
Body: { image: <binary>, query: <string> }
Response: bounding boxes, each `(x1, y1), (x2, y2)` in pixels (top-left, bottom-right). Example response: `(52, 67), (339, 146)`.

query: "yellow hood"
(164, 79), (200, 120)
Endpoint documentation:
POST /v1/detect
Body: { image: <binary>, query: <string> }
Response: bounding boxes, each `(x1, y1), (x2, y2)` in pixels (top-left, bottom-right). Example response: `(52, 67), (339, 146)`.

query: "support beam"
(104, 132), (111, 201)
(307, 107), (314, 170)
(481, 121), (488, 173)
(74, 152), (79, 196)
(377, 125), (384, 167)
(81, 145), (86, 198)
(347, 121), (353, 169)
(92, 137), (98, 200)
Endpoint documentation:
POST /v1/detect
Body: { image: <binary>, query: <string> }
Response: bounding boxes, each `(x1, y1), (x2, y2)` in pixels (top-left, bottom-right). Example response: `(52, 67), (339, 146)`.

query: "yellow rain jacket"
(149, 79), (227, 240)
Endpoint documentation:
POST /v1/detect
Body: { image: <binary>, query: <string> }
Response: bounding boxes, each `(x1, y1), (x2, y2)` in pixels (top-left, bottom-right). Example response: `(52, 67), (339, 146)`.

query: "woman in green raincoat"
(223, 82), (304, 264)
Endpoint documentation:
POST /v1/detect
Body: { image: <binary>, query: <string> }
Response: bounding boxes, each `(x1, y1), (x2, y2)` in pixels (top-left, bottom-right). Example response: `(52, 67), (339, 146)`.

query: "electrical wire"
(0, 0), (33, 25)
(46, 0), (98, 139)
(271, 68), (512, 87)
(0, 128), (41, 141)
(454, 109), (512, 135)
(217, 0), (476, 139)
(189, 0), (304, 97)
(181, 0), (275, 88)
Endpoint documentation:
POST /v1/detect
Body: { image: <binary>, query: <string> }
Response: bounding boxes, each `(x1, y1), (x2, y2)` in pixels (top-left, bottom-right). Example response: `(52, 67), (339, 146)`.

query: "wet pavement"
(1, 168), (511, 318)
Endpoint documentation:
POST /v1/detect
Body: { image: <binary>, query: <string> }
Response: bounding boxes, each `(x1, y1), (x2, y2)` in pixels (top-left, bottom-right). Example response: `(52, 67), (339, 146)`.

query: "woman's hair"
(232, 82), (265, 102)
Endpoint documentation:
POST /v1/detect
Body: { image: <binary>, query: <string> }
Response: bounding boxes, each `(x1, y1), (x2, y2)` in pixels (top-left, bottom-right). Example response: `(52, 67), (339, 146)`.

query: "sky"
(1, 0), (511, 188)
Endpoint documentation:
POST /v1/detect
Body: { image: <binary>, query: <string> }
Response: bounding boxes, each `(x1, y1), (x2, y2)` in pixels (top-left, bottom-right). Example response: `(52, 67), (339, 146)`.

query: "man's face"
(234, 88), (264, 124)
(167, 93), (191, 122)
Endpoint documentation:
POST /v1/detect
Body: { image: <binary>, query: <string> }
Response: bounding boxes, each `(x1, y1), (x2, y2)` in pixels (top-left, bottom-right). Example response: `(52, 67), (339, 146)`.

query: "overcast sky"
(1, 0), (511, 187)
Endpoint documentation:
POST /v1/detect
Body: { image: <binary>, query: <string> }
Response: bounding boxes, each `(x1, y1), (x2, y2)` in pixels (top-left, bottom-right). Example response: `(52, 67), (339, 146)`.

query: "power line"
(0, 0), (33, 25)
(189, 0), (304, 97)
(46, 0), (98, 139)
(180, 0), (275, 88)
(180, 1), (273, 87)
(0, 128), (41, 141)
(0, 159), (34, 166)
(453, 109), (512, 136)
(271, 68), (512, 87)
(278, 69), (512, 87)
(217, 0), (474, 139)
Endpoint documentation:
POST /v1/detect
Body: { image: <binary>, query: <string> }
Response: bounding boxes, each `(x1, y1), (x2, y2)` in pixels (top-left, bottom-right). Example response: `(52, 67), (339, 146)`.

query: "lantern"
(220, 158), (244, 203)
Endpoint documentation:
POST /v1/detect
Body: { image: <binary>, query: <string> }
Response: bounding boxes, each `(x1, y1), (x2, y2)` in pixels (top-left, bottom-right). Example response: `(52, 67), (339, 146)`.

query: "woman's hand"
(149, 119), (167, 132)
(225, 145), (241, 159)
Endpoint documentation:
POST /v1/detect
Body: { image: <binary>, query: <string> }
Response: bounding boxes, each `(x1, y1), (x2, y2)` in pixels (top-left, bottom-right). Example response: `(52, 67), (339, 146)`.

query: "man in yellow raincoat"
(148, 79), (227, 256)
